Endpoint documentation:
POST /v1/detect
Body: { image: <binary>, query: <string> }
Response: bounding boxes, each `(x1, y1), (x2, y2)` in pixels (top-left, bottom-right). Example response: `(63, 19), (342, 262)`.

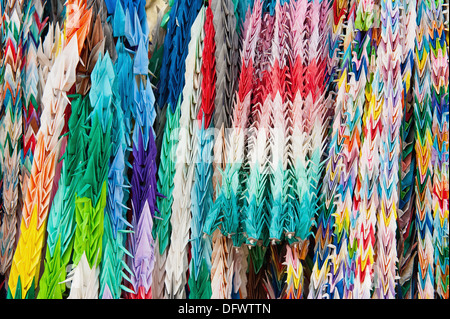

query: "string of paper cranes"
(0, 0), (448, 299)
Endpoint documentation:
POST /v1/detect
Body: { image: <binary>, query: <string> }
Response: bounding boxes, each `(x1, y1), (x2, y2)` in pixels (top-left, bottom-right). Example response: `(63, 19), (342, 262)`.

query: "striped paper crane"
(7, 34), (79, 299)
(326, 0), (348, 98)
(0, 0), (23, 284)
(353, 0), (379, 299)
(265, 3), (292, 299)
(165, 5), (206, 299)
(429, 0), (449, 299)
(397, 0), (417, 299)
(337, 3), (364, 299)
(343, 0), (373, 299)
(374, 0), (402, 299)
(285, 0), (309, 299)
(325, 1), (356, 299)
(188, 3), (215, 299)
(308, 0), (348, 299)
(414, 0), (435, 299)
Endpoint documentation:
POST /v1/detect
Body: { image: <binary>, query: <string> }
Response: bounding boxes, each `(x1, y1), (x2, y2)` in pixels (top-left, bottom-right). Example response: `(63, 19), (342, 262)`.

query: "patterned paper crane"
(373, 0), (402, 299)
(397, 0), (417, 299)
(286, 0), (310, 299)
(323, 0), (356, 299)
(21, 0), (47, 210)
(341, 0), (371, 298)
(353, 0), (379, 299)
(308, 0), (349, 299)
(1, 0), (23, 288)
(429, 0), (449, 300)
(414, 0), (435, 299)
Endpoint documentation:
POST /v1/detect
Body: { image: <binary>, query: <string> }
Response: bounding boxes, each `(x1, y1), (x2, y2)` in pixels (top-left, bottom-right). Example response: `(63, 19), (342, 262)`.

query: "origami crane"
(188, 3), (216, 299)
(165, 5), (205, 299)
(1, 1), (23, 282)
(8, 34), (79, 299)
